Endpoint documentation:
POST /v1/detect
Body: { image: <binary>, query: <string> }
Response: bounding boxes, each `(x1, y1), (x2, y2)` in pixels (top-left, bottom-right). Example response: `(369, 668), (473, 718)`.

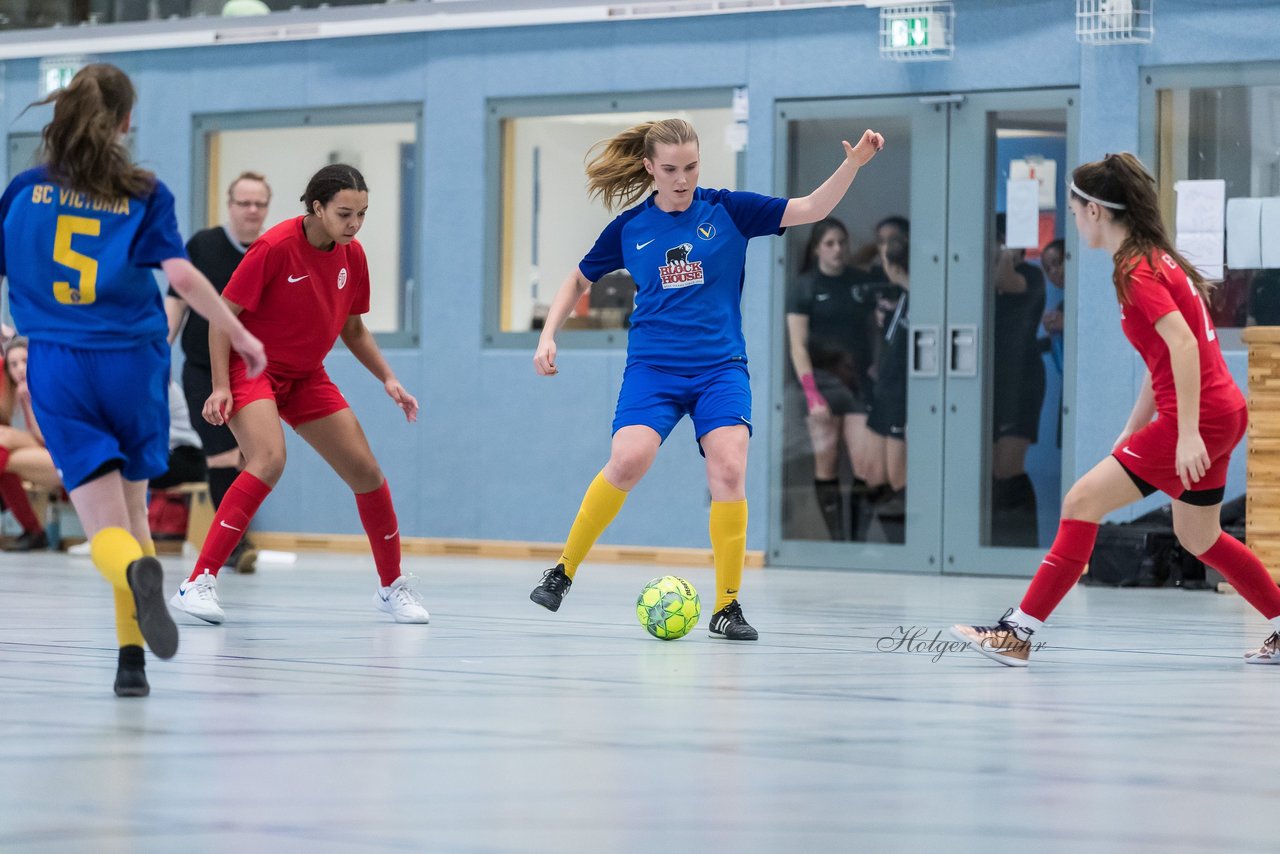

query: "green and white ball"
(636, 575), (700, 640)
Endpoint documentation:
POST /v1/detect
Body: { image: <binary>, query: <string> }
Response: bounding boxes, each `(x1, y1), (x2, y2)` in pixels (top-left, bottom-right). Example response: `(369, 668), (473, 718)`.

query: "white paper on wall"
(1261, 198), (1280, 269)
(1009, 158), (1058, 209)
(1176, 232), (1224, 281)
(1004, 179), (1040, 250)
(1174, 180), (1226, 279)
(724, 122), (748, 153)
(1174, 179), (1226, 233)
(1226, 197), (1263, 269)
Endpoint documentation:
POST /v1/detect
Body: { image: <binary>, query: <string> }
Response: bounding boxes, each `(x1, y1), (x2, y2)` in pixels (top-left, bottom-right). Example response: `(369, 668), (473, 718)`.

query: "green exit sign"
(39, 56), (87, 97)
(880, 3), (953, 61)
(889, 16), (930, 48)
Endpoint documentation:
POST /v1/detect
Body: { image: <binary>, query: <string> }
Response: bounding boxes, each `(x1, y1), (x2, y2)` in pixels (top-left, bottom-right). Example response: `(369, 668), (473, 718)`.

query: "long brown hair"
(33, 63), (154, 201)
(1069, 152), (1210, 303)
(799, 218), (849, 275)
(585, 119), (698, 211)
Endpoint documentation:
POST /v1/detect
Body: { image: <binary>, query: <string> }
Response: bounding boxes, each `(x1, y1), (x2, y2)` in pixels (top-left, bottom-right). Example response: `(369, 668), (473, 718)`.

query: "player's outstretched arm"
(341, 315), (419, 423)
(534, 269), (593, 376)
(780, 129), (884, 229)
(163, 257), (265, 377)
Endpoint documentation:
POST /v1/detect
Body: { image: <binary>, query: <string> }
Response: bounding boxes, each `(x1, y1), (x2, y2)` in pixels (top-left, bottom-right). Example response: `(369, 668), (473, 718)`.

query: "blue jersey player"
(0, 64), (266, 696)
(530, 118), (884, 638)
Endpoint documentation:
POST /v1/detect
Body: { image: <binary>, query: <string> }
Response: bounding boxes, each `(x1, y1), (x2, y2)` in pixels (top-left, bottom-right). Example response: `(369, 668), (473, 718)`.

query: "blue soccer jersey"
(0, 166), (184, 347)
(579, 187), (786, 374)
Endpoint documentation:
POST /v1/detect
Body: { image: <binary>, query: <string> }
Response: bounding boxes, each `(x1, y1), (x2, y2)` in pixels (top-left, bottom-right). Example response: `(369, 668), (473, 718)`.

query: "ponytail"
(1070, 152), (1211, 303)
(585, 118), (699, 211)
(32, 63), (154, 202)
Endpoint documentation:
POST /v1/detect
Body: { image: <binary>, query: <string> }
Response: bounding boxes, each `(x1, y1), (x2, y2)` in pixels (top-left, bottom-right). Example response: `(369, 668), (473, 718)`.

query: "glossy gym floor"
(1, 551), (1277, 853)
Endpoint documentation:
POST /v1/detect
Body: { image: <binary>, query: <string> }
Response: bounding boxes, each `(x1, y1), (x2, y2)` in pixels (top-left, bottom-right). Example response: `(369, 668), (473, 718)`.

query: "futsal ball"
(636, 575), (700, 640)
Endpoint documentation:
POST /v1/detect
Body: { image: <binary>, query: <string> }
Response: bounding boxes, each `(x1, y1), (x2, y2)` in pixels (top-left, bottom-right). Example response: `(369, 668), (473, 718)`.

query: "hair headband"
(1069, 181), (1126, 210)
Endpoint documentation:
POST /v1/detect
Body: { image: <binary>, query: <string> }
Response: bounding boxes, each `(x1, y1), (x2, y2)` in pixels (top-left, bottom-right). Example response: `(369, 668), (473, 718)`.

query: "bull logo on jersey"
(665, 244), (692, 264)
(659, 242), (704, 289)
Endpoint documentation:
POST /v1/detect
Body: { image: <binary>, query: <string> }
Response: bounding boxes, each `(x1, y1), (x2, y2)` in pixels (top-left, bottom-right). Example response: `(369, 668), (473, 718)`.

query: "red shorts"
(1112, 406), (1247, 502)
(229, 359), (349, 428)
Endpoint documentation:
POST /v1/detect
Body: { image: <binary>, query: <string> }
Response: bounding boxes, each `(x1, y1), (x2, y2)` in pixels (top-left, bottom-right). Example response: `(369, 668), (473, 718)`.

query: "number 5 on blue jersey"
(53, 214), (99, 305)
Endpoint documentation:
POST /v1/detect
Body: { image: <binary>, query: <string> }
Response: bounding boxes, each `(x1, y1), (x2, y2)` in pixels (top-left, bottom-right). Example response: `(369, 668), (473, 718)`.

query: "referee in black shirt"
(165, 171), (271, 572)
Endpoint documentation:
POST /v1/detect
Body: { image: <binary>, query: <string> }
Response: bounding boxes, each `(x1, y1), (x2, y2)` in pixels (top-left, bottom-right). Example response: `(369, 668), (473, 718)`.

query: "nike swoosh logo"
(288, 274), (308, 283)
(383, 530), (399, 540)
(635, 239), (655, 250)
(740, 416), (752, 426)
(1121, 446), (1141, 459)
(220, 520), (243, 532)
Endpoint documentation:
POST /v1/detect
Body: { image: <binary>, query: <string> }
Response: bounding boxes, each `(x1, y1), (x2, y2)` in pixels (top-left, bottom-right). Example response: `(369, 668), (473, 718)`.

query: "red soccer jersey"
(1119, 252), (1244, 419)
(223, 217), (371, 377)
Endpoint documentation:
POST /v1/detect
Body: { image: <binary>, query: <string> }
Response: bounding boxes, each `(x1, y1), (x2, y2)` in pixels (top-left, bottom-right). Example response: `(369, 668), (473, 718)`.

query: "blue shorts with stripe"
(612, 360), (752, 451)
(27, 339), (171, 490)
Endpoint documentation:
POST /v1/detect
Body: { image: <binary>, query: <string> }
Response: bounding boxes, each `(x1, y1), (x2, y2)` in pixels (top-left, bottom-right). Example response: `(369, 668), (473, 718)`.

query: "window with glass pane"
(196, 107), (419, 343)
(1156, 82), (1280, 332)
(495, 104), (737, 335)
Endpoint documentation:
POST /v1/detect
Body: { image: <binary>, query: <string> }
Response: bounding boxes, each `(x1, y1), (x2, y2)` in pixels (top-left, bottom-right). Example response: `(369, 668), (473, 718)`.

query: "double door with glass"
(769, 89), (1078, 576)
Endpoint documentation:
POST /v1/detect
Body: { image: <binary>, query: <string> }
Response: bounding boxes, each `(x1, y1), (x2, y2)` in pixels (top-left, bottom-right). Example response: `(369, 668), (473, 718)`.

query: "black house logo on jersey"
(659, 242), (705, 289)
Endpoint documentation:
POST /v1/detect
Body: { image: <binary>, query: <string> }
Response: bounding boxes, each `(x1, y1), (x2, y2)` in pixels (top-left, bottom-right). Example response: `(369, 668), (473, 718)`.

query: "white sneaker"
(375, 575), (430, 624)
(169, 571), (225, 625)
(68, 541), (92, 556)
(1244, 631), (1280, 664)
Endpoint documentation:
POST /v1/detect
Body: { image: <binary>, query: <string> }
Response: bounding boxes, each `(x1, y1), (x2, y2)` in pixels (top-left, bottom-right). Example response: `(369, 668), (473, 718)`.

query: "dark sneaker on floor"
(950, 609), (1033, 667)
(709, 600), (758, 641)
(530, 564), (572, 611)
(113, 645), (149, 697)
(2, 529), (49, 552)
(1244, 631), (1280, 664)
(126, 557), (179, 659)
(225, 539), (257, 574)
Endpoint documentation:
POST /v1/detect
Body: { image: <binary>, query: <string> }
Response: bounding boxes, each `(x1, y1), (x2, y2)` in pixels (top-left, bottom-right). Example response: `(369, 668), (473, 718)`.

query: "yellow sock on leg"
(113, 538), (154, 649)
(90, 527), (144, 592)
(710, 500), (748, 612)
(92, 528), (146, 649)
(113, 586), (146, 648)
(558, 471), (628, 579)
(92, 528), (178, 660)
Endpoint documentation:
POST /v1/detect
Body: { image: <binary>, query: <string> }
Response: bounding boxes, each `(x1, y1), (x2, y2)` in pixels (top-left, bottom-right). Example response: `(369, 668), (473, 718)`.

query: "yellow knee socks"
(92, 527), (146, 648)
(559, 471), (629, 579)
(710, 500), (748, 612)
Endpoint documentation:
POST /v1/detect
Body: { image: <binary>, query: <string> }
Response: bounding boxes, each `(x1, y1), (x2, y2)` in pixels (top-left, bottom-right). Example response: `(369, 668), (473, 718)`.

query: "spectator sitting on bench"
(0, 336), (61, 551)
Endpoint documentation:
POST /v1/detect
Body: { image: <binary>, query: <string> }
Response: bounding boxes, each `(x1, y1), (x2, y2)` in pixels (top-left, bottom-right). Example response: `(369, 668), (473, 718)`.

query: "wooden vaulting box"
(1244, 326), (1280, 582)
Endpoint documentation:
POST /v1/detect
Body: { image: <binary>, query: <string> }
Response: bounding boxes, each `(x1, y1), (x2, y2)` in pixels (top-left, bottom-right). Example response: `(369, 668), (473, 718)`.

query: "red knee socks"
(190, 472), (272, 581)
(356, 480), (402, 588)
(1198, 533), (1280, 620)
(1019, 519), (1100, 622)
(0, 458), (42, 535)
